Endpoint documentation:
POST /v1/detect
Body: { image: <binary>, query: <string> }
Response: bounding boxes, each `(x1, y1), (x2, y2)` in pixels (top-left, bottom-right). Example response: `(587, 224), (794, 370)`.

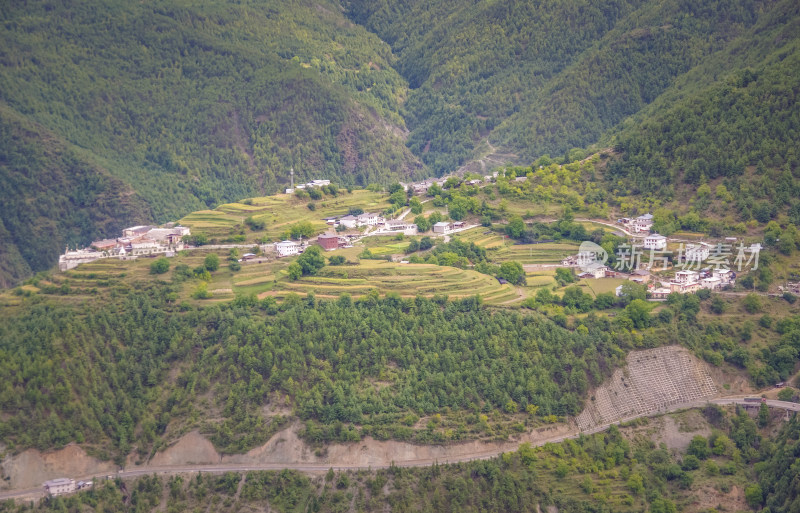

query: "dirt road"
(3, 397), (796, 502)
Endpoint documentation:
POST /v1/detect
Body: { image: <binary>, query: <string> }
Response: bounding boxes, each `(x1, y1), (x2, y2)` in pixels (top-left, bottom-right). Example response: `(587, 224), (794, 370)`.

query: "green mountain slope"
(604, 0), (800, 215)
(495, 0), (782, 161)
(347, 0), (647, 172)
(0, 0), (422, 284)
(3, 0), (800, 285)
(0, 105), (151, 288)
(348, 0), (790, 171)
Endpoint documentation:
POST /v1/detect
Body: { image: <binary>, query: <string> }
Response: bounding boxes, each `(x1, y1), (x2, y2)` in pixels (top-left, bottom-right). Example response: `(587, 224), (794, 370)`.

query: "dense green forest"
(5, 409), (797, 512)
(346, 0), (797, 172)
(0, 106), (151, 287)
(2, 272), (799, 461)
(605, 0), (800, 213)
(0, 287), (627, 459)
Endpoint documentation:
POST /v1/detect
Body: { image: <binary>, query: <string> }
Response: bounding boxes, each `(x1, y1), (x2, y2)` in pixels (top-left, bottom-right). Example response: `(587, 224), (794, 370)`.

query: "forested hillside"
(346, 0), (796, 171)
(0, 289), (624, 459)
(2, 270), (799, 461)
(0, 0), (422, 283)
(346, 0), (647, 172)
(0, 106), (151, 288)
(605, 0), (800, 212)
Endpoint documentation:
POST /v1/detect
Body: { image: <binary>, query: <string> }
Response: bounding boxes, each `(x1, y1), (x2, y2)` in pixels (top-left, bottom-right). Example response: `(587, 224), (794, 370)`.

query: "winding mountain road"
(2, 397), (796, 502)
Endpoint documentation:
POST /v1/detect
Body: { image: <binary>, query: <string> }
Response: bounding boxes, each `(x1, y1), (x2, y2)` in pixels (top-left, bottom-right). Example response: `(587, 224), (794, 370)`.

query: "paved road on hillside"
(3, 397), (797, 502)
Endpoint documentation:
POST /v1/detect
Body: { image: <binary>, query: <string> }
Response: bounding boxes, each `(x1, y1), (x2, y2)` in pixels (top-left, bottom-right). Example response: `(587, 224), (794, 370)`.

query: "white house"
(713, 268), (734, 284)
(129, 241), (166, 256)
(684, 243), (711, 264)
(650, 287), (672, 300)
(307, 179), (331, 187)
(356, 212), (382, 226)
(44, 478), (76, 496)
(643, 233), (667, 250)
(383, 219), (417, 235)
(630, 214), (654, 233)
(670, 281), (701, 294)
(275, 240), (300, 257)
(578, 266), (608, 279)
(433, 222), (452, 234)
(58, 249), (105, 271)
(701, 276), (722, 290)
(674, 270), (699, 284)
(338, 215), (358, 229)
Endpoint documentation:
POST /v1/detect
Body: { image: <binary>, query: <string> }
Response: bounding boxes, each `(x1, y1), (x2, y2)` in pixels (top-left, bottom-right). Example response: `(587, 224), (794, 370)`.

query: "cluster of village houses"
(274, 214), (469, 257)
(58, 225), (191, 271)
(557, 212), (769, 300)
(403, 172), (497, 195)
(57, 176), (765, 302)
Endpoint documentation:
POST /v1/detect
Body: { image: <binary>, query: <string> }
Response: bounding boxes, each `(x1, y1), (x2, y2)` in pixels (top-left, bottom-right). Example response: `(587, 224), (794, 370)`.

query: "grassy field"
(579, 277), (627, 298)
(180, 190), (391, 242)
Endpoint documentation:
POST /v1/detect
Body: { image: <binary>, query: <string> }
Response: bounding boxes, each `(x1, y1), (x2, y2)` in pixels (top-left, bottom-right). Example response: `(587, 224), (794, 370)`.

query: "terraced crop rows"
(268, 261), (516, 304)
(180, 190), (390, 240)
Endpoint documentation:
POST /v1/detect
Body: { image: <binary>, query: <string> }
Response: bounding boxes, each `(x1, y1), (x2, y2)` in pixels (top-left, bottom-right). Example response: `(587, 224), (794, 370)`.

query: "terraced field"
(490, 242), (578, 264)
(524, 271), (558, 288)
(453, 228), (579, 264)
(180, 190), (391, 241)
(453, 229), (506, 248)
(264, 260), (519, 305)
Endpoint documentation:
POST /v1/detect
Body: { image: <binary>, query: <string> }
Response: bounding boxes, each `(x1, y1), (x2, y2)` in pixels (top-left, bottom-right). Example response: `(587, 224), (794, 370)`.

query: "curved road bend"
(2, 398), (797, 502)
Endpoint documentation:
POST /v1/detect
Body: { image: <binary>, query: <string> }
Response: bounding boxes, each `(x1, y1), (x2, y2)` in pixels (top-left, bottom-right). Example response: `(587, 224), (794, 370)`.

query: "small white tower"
(285, 167), (296, 194)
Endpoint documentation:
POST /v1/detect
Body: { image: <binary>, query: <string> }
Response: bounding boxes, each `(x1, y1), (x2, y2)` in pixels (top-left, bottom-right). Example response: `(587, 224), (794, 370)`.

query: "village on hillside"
(58, 224), (192, 271)
(56, 174), (783, 302)
(558, 212), (766, 300)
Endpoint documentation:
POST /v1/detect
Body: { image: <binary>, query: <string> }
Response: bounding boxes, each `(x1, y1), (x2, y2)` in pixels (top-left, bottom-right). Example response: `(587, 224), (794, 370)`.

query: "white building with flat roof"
(307, 179), (331, 187)
(684, 243), (711, 264)
(275, 240), (300, 257)
(129, 241), (166, 256)
(383, 220), (417, 235)
(433, 222), (452, 234)
(356, 212), (382, 226)
(674, 270), (699, 284)
(44, 478), (76, 496)
(643, 233), (667, 250)
(701, 276), (722, 290)
(713, 268), (734, 283)
(58, 249), (105, 271)
(630, 214), (654, 233)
